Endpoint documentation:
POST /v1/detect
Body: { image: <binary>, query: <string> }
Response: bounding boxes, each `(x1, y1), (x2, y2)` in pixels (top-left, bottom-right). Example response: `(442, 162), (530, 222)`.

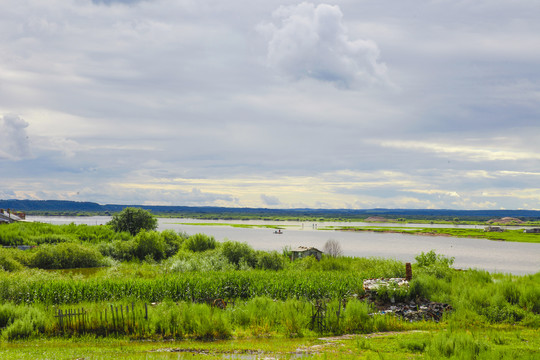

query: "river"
(27, 216), (540, 275)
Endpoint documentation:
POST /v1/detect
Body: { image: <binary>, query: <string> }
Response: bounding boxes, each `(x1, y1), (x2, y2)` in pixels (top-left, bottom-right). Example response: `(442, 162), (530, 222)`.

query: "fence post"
(115, 306), (119, 334)
(58, 309), (63, 332)
(111, 304), (115, 332)
(121, 305), (125, 332)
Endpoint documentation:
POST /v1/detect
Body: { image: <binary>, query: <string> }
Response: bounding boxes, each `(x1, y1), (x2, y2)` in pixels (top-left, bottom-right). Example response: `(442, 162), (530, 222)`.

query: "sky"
(1, 0), (539, 210)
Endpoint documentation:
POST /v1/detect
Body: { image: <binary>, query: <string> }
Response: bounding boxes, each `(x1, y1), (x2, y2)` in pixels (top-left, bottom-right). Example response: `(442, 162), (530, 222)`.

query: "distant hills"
(1, 199), (540, 221)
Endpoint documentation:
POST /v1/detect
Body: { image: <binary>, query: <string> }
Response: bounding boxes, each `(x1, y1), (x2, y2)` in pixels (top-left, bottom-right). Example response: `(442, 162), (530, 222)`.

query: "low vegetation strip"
(334, 226), (540, 243)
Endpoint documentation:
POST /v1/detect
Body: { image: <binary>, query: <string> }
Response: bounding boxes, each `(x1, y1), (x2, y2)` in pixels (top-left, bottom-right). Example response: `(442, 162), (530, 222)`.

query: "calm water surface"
(28, 216), (540, 275)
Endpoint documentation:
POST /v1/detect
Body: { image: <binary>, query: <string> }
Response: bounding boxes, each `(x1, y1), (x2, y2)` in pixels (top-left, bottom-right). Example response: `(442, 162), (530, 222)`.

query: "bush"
(0, 306), (47, 340)
(339, 299), (374, 334)
(107, 207), (158, 236)
(256, 251), (285, 271)
(161, 229), (185, 258)
(98, 239), (136, 262)
(231, 297), (280, 332)
(99, 230), (184, 262)
(280, 299), (309, 337)
(415, 250), (454, 268)
(184, 233), (217, 252)
(414, 250), (455, 279)
(134, 231), (166, 261)
(0, 303), (26, 328)
(0, 248), (24, 271)
(220, 241), (256, 268)
(29, 243), (106, 269)
(168, 249), (235, 272)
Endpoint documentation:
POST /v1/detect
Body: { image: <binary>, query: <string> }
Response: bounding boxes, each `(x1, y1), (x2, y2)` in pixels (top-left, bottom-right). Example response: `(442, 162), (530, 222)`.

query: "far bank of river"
(27, 216), (540, 275)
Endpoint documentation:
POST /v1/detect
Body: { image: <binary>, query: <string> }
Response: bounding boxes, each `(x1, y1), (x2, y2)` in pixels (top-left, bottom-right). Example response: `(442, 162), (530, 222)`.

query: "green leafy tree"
(107, 207), (158, 236)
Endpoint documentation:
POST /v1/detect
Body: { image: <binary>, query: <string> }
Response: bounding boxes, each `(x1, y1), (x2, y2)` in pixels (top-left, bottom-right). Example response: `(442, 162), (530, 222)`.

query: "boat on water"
(274, 229), (283, 234)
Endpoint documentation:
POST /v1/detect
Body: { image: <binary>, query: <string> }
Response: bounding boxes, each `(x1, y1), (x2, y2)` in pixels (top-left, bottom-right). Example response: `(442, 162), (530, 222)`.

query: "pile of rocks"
(363, 278), (409, 291)
(377, 301), (452, 322)
(362, 278), (452, 322)
(362, 278), (409, 302)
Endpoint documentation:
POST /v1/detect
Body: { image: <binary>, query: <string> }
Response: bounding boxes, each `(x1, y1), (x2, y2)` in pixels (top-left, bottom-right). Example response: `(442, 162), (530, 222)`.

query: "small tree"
(107, 207), (158, 236)
(323, 239), (343, 258)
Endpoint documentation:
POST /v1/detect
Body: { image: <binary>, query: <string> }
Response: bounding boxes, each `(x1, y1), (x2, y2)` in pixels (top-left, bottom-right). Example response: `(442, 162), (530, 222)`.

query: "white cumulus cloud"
(261, 2), (390, 88)
(261, 194), (281, 206)
(0, 114), (32, 160)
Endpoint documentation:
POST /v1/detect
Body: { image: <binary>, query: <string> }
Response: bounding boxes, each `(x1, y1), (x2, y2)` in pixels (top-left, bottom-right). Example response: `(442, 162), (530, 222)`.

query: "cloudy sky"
(1, 0), (539, 209)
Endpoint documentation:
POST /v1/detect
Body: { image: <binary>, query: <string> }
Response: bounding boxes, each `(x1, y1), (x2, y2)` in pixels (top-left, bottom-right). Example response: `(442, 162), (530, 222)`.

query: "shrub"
(520, 284), (540, 314)
(168, 249), (235, 272)
(231, 297), (280, 333)
(98, 239), (136, 262)
(0, 303), (26, 328)
(0, 306), (47, 340)
(341, 300), (373, 333)
(134, 231), (166, 261)
(414, 250), (455, 279)
(280, 299), (309, 337)
(29, 243), (106, 269)
(161, 229), (185, 258)
(220, 241), (256, 268)
(2, 318), (34, 340)
(184, 233), (217, 252)
(415, 250), (454, 267)
(0, 249), (24, 271)
(256, 251), (285, 271)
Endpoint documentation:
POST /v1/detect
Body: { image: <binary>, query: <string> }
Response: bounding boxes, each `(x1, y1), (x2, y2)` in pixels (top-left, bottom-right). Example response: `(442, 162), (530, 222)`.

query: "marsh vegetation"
(0, 214), (538, 358)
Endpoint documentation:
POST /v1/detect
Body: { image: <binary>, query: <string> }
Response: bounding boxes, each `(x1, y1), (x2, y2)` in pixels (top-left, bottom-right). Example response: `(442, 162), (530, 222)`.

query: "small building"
(0, 213), (14, 224)
(291, 246), (323, 261)
(484, 226), (504, 232)
(524, 228), (540, 233)
(0, 209), (25, 223)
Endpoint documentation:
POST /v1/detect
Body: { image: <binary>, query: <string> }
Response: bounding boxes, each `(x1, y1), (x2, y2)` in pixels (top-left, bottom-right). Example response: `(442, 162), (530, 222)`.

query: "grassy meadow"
(0, 220), (538, 358)
(325, 225), (540, 243)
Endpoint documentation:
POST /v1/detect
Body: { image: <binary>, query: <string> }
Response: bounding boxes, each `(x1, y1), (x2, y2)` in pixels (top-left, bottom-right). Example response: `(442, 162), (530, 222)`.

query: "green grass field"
(0, 221), (538, 358)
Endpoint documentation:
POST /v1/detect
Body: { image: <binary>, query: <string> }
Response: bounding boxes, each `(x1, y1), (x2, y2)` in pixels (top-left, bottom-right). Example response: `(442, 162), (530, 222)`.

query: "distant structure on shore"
(0, 209), (26, 224)
(290, 246), (323, 261)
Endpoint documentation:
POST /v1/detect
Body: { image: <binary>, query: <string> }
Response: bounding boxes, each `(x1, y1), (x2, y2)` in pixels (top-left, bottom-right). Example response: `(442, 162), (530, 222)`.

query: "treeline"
(3, 199), (540, 221)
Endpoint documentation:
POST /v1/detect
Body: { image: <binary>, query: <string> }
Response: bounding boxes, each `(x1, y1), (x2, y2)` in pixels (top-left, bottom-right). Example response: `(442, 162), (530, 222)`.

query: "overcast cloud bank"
(1, 1), (539, 210)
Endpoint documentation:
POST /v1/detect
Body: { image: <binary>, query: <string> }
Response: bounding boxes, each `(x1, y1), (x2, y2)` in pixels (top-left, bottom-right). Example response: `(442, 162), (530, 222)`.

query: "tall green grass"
(0, 222), (130, 246)
(0, 269), (369, 304)
(0, 298), (414, 341)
